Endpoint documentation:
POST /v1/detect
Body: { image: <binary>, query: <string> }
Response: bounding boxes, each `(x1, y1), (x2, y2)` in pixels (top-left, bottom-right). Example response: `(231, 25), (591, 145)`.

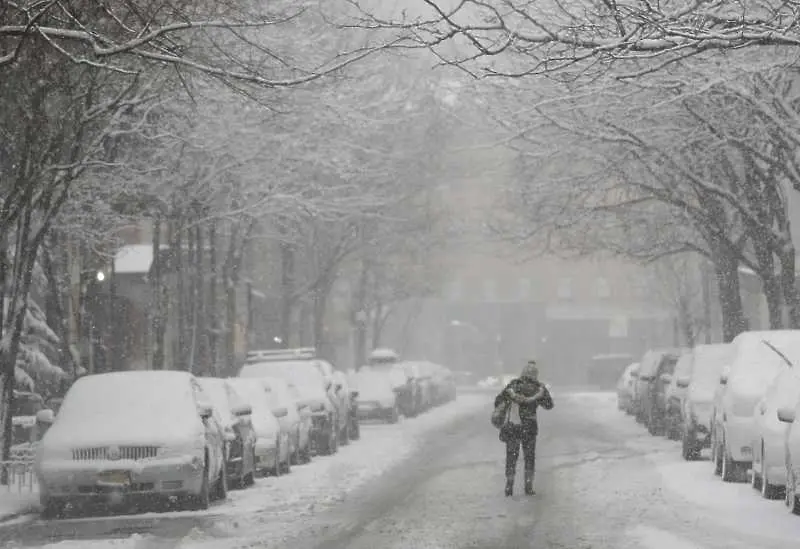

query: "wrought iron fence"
(0, 452), (37, 493)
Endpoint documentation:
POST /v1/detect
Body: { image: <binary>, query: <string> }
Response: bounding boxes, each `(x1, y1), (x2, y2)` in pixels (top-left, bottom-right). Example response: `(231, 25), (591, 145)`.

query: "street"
(3, 390), (800, 549)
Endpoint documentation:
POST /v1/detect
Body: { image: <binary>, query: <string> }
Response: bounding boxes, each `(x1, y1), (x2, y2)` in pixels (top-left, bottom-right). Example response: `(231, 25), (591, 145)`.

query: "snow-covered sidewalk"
(0, 488), (39, 522)
(33, 393), (489, 549)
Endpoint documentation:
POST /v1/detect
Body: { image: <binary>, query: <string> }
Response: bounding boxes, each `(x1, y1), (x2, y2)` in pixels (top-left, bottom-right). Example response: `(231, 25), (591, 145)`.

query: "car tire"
(283, 440), (292, 475)
(213, 460), (228, 501)
(681, 426), (697, 461)
(751, 458), (762, 491)
(291, 433), (301, 465)
(786, 469), (800, 514)
(331, 422), (339, 454)
(761, 448), (780, 500)
(339, 421), (350, 446)
(244, 448), (256, 486)
(41, 498), (65, 520)
(187, 458), (211, 510)
(350, 420), (361, 441)
(273, 438), (282, 476)
(721, 443), (741, 483)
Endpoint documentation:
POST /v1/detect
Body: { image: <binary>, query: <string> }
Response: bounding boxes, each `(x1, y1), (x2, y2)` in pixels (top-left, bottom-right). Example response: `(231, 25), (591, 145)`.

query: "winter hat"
(521, 361), (539, 381)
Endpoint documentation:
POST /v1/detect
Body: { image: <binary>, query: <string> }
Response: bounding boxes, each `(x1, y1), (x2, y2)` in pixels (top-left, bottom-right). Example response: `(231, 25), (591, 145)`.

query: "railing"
(0, 456), (37, 493)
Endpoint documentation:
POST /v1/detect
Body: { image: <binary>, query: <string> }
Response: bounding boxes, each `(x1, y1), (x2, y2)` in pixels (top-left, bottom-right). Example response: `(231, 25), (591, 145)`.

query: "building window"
(557, 278), (572, 300)
(596, 277), (611, 298)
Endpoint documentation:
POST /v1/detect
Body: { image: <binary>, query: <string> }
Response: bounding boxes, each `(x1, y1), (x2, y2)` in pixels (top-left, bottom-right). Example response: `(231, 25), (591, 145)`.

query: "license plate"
(97, 470), (130, 486)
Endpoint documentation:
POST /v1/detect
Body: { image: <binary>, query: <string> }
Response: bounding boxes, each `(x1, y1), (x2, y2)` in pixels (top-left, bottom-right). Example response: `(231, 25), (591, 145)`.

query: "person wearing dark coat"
(494, 361), (554, 496)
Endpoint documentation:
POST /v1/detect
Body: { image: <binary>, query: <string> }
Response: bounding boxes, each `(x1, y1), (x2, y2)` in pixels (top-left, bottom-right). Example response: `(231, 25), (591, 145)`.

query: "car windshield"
(198, 379), (234, 426)
(240, 361), (326, 391)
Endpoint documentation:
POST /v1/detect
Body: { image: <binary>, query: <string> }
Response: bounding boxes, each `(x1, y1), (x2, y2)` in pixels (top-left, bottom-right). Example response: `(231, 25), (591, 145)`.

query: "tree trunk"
(224, 224), (241, 376)
(107, 254), (117, 370)
(208, 223), (219, 375)
(714, 250), (746, 343)
(192, 224), (206, 375)
(279, 240), (294, 348)
(2, 209), (36, 468)
(42, 234), (77, 375)
(753, 242), (783, 329)
(312, 277), (333, 357)
(779, 244), (800, 329)
(174, 226), (187, 371)
(353, 260), (369, 370)
(150, 216), (166, 370)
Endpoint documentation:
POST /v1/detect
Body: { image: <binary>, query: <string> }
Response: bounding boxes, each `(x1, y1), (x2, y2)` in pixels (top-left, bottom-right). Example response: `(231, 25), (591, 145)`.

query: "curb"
(0, 506), (39, 525)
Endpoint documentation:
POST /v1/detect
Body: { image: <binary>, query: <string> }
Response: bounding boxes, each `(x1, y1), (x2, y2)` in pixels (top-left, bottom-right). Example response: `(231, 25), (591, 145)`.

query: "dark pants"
(504, 422), (538, 480)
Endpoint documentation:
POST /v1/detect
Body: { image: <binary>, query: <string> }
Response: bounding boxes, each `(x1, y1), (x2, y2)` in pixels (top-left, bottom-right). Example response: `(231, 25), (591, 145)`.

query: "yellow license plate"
(97, 471), (130, 485)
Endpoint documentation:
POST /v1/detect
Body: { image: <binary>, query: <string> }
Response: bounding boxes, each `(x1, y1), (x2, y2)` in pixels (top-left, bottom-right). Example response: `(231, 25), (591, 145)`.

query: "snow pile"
(0, 489), (39, 521)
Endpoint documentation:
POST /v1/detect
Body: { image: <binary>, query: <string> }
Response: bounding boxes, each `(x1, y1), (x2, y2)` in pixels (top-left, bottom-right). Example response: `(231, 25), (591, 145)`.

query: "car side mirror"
(232, 404), (252, 417)
(199, 403), (214, 419)
(719, 374), (728, 386)
(36, 409), (55, 425)
(350, 390), (359, 399)
(335, 383), (344, 392)
(272, 407), (288, 418)
(676, 376), (691, 388)
(777, 407), (796, 424)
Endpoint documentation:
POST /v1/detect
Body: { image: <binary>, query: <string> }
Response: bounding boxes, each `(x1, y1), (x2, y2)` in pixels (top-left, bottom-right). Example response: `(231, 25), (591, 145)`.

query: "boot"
(524, 473), (535, 495)
(505, 477), (514, 497)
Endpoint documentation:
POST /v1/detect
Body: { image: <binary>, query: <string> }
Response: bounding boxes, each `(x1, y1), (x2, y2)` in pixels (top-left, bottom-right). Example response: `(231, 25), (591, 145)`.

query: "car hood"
(43, 415), (199, 449)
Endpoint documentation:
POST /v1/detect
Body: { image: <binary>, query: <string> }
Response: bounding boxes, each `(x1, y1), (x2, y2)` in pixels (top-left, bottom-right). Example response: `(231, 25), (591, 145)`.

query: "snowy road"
(4, 390), (800, 548)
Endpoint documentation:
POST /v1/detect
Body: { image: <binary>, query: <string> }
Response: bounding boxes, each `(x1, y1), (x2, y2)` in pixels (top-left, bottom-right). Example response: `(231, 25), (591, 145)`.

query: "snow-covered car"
(752, 365), (800, 499)
(197, 378), (257, 489)
(616, 362), (639, 415)
(633, 349), (680, 434)
(664, 352), (693, 439)
(239, 360), (339, 456)
(261, 376), (309, 465)
(679, 343), (732, 461)
(35, 371), (227, 518)
(713, 330), (799, 482)
(350, 368), (400, 423)
(227, 379), (288, 476)
(285, 381), (317, 456)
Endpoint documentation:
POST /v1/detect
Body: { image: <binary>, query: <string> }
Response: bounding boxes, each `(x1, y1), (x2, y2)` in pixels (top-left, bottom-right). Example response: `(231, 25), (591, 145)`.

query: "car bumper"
(356, 405), (393, 420)
(37, 456), (205, 499)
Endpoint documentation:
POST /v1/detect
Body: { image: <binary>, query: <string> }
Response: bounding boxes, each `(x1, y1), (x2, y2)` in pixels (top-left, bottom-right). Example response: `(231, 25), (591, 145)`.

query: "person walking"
(494, 360), (554, 496)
